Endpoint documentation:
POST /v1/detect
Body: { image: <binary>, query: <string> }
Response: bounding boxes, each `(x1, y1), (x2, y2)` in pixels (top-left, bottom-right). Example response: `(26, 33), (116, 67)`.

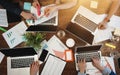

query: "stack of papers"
(2, 21), (27, 48)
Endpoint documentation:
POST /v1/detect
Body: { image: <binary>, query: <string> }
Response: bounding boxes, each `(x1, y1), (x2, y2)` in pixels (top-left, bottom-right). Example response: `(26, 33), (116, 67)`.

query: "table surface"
(0, 0), (120, 75)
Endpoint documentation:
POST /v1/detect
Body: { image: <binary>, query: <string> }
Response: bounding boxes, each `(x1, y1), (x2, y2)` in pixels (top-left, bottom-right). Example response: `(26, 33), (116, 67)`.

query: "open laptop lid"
(26, 25), (58, 32)
(75, 45), (102, 53)
(66, 22), (94, 45)
(0, 47), (37, 57)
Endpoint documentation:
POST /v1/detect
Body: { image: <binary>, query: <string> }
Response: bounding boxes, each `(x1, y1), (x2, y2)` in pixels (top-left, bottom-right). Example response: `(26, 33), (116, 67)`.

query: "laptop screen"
(26, 25), (58, 32)
(0, 47), (37, 57)
(76, 45), (102, 53)
(66, 22), (94, 44)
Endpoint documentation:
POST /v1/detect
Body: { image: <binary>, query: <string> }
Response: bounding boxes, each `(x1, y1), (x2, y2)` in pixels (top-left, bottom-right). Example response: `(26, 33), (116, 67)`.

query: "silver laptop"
(74, 45), (102, 71)
(0, 47), (38, 75)
(41, 16), (58, 26)
(71, 6), (99, 33)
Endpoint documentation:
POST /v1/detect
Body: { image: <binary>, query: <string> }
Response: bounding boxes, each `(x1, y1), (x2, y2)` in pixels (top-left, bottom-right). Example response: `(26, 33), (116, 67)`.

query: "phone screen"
(39, 49), (48, 62)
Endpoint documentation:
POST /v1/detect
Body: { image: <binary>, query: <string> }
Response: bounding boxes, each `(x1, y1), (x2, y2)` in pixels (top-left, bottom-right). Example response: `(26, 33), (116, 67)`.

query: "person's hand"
(98, 20), (108, 30)
(20, 11), (37, 20)
(32, 0), (40, 8)
(44, 6), (57, 17)
(30, 61), (40, 75)
(78, 59), (86, 73)
(92, 58), (104, 71)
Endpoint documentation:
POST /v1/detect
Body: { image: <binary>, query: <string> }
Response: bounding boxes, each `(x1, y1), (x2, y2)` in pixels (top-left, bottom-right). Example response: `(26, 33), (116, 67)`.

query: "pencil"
(0, 27), (7, 32)
(104, 57), (113, 71)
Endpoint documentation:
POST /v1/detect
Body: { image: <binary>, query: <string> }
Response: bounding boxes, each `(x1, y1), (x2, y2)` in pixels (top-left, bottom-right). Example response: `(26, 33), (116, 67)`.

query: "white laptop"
(0, 47), (38, 75)
(71, 6), (99, 33)
(74, 45), (102, 71)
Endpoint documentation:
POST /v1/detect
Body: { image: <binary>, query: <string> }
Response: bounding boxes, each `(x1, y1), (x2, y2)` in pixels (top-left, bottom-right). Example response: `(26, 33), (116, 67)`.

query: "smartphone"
(39, 49), (48, 62)
(118, 58), (120, 68)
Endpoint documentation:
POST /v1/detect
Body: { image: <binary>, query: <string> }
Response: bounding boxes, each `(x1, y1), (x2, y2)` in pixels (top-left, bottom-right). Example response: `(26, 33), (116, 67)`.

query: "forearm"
(102, 67), (111, 75)
(54, 0), (77, 10)
(105, 0), (120, 20)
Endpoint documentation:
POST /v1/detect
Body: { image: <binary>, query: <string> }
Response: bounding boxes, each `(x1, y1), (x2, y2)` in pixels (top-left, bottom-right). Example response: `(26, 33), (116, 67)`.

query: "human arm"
(30, 61), (40, 75)
(77, 59), (86, 75)
(98, 0), (120, 30)
(44, 0), (77, 17)
(32, 0), (40, 8)
(0, 0), (37, 20)
(92, 58), (116, 75)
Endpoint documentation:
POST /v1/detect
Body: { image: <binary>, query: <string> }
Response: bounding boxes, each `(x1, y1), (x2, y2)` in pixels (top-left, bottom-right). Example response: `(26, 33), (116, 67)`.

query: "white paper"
(27, 4), (58, 26)
(0, 52), (4, 63)
(2, 21), (27, 48)
(93, 27), (114, 43)
(47, 35), (68, 59)
(0, 9), (8, 27)
(90, 1), (98, 9)
(41, 54), (66, 75)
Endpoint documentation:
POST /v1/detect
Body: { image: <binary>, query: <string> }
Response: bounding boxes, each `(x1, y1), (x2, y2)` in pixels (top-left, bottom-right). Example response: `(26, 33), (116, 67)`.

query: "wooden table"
(0, 0), (120, 75)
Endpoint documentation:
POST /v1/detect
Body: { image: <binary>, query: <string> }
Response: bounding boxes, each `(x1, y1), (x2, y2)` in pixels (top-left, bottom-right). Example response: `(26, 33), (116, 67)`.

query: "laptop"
(0, 47), (38, 75)
(74, 45), (102, 71)
(26, 25), (58, 32)
(41, 16), (58, 26)
(71, 5), (99, 33)
(66, 22), (94, 45)
(66, 6), (99, 45)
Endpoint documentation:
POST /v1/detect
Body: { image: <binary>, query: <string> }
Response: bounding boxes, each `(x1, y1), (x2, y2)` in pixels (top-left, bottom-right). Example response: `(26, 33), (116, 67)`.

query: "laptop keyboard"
(42, 17), (56, 25)
(11, 58), (34, 68)
(74, 13), (98, 32)
(76, 52), (100, 62)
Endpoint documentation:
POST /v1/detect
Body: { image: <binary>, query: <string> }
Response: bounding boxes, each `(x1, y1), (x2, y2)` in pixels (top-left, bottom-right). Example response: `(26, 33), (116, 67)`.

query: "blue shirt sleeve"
(77, 72), (86, 75)
(0, 0), (22, 16)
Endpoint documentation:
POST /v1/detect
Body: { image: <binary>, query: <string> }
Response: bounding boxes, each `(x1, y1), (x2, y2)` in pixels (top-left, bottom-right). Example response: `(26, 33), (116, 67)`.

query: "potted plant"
(23, 32), (45, 51)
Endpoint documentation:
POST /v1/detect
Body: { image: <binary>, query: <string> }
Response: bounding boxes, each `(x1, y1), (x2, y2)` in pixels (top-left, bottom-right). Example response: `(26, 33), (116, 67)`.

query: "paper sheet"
(47, 35), (68, 60)
(93, 27), (114, 43)
(90, 1), (98, 9)
(0, 52), (4, 64)
(2, 21), (27, 48)
(0, 9), (8, 27)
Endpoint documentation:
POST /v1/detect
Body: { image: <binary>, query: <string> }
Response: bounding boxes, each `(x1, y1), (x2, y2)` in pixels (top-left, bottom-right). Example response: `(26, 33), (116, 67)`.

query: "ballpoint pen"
(104, 57), (113, 71)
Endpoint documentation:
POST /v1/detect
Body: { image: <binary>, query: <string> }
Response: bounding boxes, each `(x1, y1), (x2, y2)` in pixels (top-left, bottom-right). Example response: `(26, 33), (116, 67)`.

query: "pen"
(36, 4), (41, 16)
(0, 27), (7, 32)
(104, 57), (113, 71)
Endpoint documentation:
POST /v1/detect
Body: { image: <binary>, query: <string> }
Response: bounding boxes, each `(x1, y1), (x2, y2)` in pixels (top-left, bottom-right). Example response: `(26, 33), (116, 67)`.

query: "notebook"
(0, 47), (38, 75)
(41, 54), (66, 75)
(26, 25), (58, 32)
(74, 45), (102, 71)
